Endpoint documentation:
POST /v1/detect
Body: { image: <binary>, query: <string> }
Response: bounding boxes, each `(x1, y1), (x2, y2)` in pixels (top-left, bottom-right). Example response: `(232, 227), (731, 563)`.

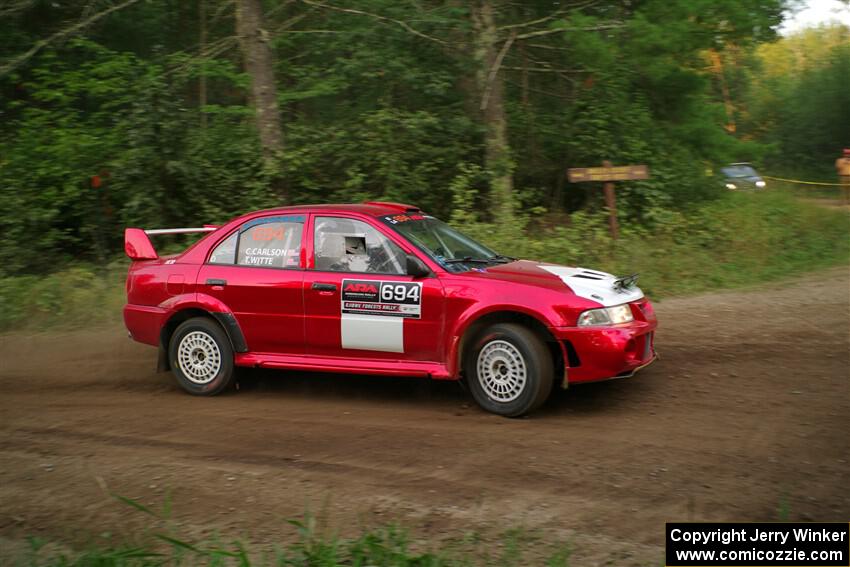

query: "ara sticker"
(341, 279), (422, 319)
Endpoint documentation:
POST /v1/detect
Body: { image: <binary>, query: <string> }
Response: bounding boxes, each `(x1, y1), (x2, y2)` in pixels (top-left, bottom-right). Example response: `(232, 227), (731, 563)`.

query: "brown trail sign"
(567, 161), (650, 239)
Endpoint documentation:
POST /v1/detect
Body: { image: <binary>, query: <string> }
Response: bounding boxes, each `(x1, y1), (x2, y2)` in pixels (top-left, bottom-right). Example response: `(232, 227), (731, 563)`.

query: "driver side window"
(313, 217), (406, 274)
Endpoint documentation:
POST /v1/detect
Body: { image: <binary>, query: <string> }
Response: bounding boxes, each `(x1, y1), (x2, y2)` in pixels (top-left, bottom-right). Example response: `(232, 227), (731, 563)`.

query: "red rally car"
(124, 202), (657, 417)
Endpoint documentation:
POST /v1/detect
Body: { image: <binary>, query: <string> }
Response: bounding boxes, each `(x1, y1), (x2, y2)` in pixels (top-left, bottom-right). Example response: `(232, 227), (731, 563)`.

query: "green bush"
(457, 189), (849, 298)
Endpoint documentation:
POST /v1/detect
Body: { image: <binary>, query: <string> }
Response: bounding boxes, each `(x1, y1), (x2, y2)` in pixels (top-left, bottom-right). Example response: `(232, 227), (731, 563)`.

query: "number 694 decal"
(341, 279), (422, 318)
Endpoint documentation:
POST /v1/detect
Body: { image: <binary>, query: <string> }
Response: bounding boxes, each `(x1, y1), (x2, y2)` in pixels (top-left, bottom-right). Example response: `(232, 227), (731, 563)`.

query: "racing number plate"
(341, 279), (422, 319)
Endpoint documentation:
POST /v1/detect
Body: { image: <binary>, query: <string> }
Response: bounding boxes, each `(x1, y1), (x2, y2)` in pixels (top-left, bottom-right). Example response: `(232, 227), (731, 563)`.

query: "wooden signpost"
(567, 161), (650, 239)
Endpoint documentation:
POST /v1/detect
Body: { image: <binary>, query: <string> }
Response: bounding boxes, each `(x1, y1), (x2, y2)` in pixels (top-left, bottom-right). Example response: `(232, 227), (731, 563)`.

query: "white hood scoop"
(539, 265), (644, 307)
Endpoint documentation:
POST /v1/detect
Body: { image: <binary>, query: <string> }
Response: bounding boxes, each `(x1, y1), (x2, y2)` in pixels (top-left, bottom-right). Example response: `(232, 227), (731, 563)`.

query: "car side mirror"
(405, 254), (432, 278)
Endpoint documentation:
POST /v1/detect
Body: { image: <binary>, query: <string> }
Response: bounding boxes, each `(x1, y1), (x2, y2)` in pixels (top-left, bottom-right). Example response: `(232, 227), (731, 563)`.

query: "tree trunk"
(235, 0), (285, 198)
(199, 0), (208, 129)
(708, 48), (736, 134)
(471, 0), (514, 222)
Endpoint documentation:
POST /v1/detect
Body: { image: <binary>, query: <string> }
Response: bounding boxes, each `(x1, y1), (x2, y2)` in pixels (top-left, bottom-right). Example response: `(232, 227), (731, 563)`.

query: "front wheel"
(169, 317), (235, 395)
(464, 323), (554, 417)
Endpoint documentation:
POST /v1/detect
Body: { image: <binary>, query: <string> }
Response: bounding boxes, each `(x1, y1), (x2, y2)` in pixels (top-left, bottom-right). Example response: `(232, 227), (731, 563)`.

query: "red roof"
(250, 201), (422, 217)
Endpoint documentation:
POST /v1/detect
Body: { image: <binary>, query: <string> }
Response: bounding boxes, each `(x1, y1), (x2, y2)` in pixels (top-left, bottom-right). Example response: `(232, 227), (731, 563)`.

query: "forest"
(0, 0), (848, 281)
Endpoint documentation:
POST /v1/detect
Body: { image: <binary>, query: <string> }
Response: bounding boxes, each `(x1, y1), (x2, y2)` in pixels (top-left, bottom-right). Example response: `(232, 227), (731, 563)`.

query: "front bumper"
(549, 311), (657, 384)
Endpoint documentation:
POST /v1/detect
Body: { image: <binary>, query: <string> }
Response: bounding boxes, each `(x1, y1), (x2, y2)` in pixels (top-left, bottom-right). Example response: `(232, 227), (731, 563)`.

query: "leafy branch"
(297, 0), (448, 45)
(0, 0), (142, 77)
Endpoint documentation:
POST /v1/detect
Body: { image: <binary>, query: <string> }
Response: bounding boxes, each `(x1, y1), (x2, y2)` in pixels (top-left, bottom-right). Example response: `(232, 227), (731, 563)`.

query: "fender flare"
(446, 304), (560, 378)
(158, 293), (248, 360)
(208, 311), (248, 352)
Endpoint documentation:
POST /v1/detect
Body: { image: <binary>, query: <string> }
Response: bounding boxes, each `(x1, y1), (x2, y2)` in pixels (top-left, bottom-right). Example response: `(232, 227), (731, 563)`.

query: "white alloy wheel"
(177, 331), (222, 384)
(476, 339), (528, 403)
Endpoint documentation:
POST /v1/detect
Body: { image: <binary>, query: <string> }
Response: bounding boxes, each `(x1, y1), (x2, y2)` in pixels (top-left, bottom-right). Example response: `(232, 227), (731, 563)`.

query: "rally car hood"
(462, 260), (644, 307)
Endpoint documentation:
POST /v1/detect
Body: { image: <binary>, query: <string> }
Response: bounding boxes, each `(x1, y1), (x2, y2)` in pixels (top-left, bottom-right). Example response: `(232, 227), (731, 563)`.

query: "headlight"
(725, 183), (737, 190)
(578, 304), (634, 326)
(755, 180), (766, 188)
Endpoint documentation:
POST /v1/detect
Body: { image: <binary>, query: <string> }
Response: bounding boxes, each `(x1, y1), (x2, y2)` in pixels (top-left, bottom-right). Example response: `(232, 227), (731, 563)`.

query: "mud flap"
(156, 343), (170, 373)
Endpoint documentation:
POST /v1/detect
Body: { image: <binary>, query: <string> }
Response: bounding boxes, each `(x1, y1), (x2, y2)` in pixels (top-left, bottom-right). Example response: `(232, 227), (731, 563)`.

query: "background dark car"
(721, 163), (767, 190)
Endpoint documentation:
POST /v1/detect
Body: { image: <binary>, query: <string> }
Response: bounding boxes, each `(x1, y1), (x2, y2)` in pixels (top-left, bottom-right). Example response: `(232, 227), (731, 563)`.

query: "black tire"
(464, 323), (554, 417)
(168, 317), (235, 396)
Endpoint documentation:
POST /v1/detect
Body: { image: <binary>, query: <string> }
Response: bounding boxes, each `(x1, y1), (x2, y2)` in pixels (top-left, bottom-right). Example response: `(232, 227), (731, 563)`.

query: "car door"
(303, 214), (444, 361)
(197, 214), (306, 355)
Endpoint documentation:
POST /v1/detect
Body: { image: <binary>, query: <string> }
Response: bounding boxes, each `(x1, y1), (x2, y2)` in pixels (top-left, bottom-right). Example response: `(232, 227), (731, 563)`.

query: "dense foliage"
(0, 0), (846, 277)
(744, 25), (850, 175)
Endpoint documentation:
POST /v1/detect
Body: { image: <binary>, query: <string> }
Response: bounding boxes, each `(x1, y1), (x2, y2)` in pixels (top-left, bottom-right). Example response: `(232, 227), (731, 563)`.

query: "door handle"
(311, 282), (337, 292)
(206, 278), (227, 286)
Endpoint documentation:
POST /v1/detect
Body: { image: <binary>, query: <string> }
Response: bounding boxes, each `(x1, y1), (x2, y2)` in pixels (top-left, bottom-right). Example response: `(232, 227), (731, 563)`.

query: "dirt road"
(1, 268), (849, 564)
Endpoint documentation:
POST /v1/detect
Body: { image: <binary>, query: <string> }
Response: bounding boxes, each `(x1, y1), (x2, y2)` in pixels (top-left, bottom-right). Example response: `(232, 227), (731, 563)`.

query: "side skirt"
(234, 352), (453, 380)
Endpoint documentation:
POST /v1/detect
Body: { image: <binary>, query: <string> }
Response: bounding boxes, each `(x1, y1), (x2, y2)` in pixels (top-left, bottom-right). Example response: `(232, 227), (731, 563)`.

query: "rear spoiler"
(124, 226), (219, 260)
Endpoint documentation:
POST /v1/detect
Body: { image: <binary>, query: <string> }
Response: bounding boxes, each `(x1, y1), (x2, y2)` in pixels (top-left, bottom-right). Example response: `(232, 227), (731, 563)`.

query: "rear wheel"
(169, 317), (234, 395)
(464, 323), (553, 417)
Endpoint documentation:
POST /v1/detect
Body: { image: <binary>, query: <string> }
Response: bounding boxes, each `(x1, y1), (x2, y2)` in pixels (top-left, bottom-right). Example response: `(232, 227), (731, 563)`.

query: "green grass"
(761, 173), (849, 200)
(9, 501), (572, 567)
(1, 189), (847, 332)
(0, 259), (128, 332)
(11, 530), (572, 567)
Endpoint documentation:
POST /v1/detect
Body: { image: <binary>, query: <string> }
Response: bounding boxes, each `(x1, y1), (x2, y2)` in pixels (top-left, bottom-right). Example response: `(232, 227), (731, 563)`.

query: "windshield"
(380, 214), (505, 272)
(721, 165), (759, 178)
